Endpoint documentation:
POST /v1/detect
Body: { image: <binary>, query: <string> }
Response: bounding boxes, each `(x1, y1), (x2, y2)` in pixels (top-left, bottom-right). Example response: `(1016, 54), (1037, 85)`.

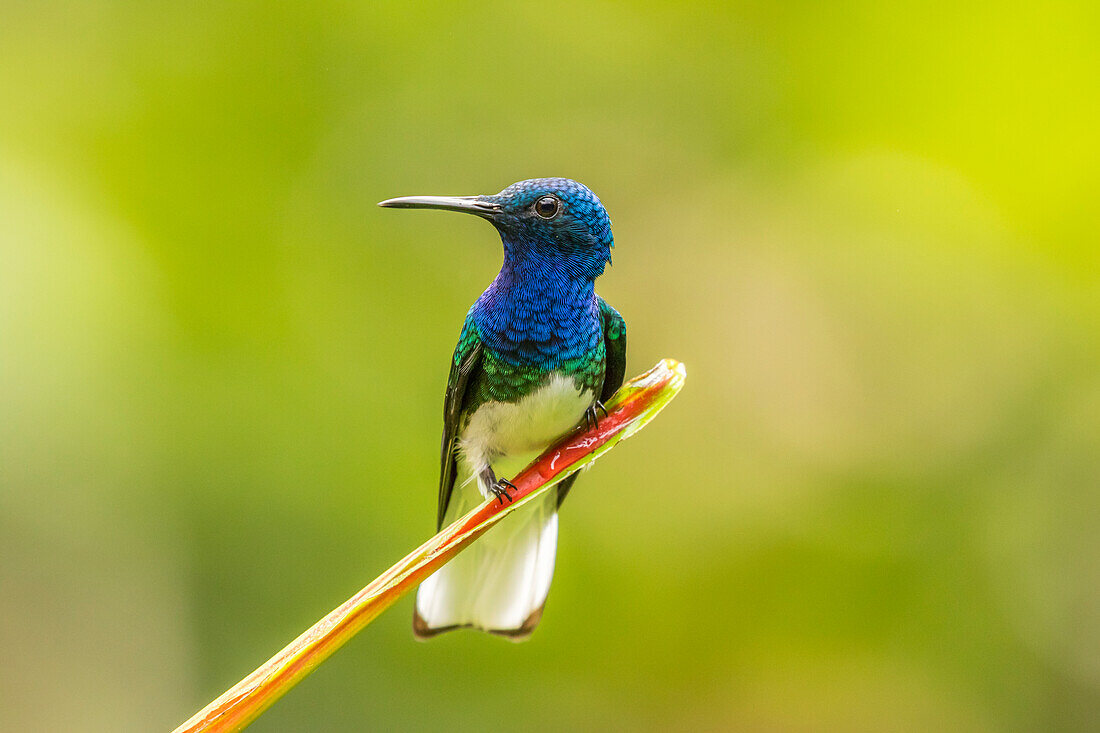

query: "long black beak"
(377, 195), (499, 219)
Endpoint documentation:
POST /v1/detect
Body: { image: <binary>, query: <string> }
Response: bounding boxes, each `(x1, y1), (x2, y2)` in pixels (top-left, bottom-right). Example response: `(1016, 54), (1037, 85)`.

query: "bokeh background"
(2, 2), (1098, 730)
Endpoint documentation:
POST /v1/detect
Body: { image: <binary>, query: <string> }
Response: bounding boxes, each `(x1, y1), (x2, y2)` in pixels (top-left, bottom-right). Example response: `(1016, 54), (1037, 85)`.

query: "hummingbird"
(379, 178), (626, 640)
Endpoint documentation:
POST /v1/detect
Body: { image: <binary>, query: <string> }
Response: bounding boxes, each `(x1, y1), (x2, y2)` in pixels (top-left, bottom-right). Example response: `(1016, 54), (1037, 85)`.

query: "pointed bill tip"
(377, 196), (420, 208)
(376, 195), (499, 218)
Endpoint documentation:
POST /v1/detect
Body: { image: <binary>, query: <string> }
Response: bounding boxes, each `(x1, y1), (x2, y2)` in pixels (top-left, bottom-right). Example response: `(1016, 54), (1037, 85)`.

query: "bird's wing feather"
(555, 296), (627, 508)
(597, 296), (627, 404)
(437, 318), (482, 529)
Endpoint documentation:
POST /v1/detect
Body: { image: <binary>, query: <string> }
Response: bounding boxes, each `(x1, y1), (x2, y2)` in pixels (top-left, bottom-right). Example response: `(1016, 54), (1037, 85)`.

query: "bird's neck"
(472, 251), (600, 369)
(500, 248), (594, 293)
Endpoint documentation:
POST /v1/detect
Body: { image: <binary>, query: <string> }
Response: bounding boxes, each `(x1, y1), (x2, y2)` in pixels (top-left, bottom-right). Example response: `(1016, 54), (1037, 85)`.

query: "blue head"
(379, 178), (614, 281)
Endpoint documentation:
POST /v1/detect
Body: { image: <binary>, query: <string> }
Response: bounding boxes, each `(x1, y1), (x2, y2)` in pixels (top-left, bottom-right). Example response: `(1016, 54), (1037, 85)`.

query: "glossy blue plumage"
(471, 269), (602, 369)
(471, 178), (612, 370)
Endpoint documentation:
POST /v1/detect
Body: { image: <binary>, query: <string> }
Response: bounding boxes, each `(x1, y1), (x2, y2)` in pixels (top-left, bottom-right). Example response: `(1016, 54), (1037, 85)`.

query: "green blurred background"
(2, 2), (1098, 730)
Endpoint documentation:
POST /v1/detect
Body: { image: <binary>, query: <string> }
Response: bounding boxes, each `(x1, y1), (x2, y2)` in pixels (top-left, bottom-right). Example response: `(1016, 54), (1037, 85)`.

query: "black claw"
(584, 400), (609, 431)
(489, 479), (516, 505)
(480, 467), (516, 505)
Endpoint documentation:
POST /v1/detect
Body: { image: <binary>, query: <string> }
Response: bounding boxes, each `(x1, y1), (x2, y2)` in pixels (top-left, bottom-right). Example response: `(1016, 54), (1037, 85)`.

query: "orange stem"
(173, 358), (686, 733)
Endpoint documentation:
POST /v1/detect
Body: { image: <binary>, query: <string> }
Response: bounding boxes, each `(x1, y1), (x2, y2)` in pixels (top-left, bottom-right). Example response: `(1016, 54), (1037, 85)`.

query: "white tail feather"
(417, 376), (592, 639)
(415, 483), (558, 638)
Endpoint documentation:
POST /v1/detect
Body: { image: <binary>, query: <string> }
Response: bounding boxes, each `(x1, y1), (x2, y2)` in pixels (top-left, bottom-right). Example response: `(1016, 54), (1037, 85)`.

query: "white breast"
(422, 372), (587, 633)
(458, 373), (592, 487)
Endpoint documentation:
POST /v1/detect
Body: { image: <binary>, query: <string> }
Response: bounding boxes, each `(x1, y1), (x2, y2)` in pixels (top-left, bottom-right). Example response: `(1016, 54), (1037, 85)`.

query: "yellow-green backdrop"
(1, 2), (1097, 730)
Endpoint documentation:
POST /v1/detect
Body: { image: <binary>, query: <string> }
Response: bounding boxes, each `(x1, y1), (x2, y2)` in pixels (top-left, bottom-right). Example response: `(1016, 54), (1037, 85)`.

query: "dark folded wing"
(557, 296), (627, 508)
(597, 296), (627, 404)
(437, 320), (483, 529)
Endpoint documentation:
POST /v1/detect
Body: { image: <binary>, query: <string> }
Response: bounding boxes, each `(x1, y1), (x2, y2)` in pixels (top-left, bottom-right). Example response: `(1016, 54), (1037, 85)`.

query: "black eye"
(534, 196), (560, 219)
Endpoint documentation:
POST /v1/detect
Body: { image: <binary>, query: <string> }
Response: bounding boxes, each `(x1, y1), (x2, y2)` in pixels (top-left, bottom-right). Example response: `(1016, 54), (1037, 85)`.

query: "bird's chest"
(459, 373), (592, 466)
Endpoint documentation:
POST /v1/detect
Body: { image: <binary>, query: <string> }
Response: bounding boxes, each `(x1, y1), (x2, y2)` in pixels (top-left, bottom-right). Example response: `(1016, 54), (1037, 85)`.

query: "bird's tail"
(413, 479), (558, 641)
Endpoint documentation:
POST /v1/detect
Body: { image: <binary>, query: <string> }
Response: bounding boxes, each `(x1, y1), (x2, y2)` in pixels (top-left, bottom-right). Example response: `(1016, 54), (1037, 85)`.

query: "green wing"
(597, 296), (627, 404)
(437, 317), (483, 529)
(557, 296), (627, 508)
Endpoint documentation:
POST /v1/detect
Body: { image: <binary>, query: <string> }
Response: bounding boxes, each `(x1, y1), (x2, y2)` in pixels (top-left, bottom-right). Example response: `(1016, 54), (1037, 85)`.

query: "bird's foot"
(488, 478), (517, 505)
(584, 400), (610, 431)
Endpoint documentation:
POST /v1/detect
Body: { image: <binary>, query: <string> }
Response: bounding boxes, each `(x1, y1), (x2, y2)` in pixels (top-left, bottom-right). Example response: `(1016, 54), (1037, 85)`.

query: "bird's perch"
(173, 358), (686, 733)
